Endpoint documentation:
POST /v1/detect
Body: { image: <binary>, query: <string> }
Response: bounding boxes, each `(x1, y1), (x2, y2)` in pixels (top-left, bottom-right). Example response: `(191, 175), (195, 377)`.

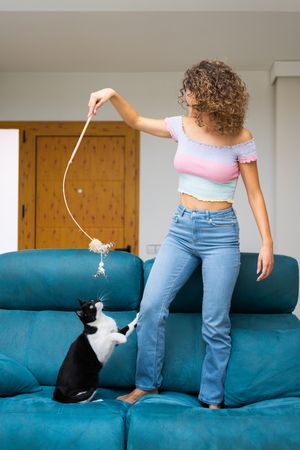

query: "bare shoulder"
(240, 127), (254, 142)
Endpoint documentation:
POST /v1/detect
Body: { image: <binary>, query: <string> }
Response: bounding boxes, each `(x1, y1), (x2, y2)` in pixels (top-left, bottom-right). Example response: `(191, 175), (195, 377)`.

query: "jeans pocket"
(171, 212), (180, 223)
(210, 213), (238, 227)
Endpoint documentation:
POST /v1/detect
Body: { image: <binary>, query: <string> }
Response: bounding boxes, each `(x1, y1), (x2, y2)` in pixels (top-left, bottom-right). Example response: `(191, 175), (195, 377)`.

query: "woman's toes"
(116, 394), (128, 400)
(116, 392), (133, 400)
(116, 388), (159, 404)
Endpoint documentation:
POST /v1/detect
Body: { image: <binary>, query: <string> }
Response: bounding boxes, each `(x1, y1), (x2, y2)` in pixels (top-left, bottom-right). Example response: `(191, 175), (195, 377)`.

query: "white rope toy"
(62, 114), (115, 278)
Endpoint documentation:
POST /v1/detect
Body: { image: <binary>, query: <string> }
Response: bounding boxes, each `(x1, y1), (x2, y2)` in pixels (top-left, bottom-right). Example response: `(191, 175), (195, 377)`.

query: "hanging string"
(62, 114), (115, 278)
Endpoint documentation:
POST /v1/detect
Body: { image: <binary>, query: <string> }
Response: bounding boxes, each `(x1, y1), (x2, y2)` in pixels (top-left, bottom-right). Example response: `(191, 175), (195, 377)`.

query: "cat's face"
(76, 299), (103, 323)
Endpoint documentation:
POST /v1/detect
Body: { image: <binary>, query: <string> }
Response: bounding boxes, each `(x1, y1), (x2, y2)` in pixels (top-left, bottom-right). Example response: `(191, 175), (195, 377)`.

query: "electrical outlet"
(146, 245), (156, 254)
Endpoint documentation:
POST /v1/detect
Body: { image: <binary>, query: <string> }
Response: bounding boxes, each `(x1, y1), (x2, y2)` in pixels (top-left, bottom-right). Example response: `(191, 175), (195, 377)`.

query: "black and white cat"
(52, 298), (139, 403)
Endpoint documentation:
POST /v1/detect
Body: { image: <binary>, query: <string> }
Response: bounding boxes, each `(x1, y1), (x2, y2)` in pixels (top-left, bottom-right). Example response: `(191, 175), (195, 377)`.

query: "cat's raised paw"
(133, 312), (140, 327)
(117, 334), (127, 344)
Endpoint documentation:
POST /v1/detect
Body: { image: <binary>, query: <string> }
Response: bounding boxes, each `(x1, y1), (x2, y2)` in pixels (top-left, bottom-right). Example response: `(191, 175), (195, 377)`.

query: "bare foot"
(116, 388), (159, 404)
(199, 399), (223, 409)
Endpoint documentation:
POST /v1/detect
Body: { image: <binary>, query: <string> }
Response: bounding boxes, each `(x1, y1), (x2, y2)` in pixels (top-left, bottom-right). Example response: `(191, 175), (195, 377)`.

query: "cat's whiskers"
(97, 292), (109, 304)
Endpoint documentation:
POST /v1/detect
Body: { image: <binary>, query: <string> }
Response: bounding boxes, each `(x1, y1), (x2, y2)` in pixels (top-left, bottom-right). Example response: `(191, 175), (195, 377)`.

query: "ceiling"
(0, 1), (299, 72)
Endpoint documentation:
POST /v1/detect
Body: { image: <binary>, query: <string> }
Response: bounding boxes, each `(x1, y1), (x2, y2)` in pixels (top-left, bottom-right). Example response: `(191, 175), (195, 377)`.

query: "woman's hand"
(256, 244), (274, 281)
(87, 88), (115, 117)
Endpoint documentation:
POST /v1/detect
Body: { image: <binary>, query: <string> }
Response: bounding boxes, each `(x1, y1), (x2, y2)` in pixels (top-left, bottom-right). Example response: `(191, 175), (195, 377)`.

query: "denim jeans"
(135, 203), (241, 405)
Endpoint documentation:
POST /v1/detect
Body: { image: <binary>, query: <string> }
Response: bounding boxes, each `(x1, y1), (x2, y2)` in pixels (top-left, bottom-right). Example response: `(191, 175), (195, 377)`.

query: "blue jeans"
(135, 203), (241, 405)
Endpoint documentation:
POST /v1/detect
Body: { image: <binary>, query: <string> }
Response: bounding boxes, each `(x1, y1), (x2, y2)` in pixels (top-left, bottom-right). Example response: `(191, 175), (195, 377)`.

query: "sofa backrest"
(144, 252), (299, 313)
(0, 248), (143, 311)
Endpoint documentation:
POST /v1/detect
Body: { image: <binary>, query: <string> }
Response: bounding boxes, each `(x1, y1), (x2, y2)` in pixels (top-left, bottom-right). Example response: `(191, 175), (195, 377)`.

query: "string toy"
(62, 114), (115, 278)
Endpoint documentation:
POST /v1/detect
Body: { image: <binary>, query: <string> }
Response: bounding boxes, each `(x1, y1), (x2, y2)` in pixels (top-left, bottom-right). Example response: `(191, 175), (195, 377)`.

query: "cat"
(52, 298), (139, 403)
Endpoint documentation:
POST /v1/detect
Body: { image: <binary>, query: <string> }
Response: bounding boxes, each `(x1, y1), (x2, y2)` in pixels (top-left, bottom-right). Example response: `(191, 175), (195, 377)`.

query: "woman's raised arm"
(87, 88), (171, 139)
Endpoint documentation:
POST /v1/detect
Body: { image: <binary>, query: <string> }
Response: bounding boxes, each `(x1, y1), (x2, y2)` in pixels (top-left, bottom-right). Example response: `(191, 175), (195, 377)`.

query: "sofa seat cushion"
(126, 392), (300, 450)
(0, 386), (133, 450)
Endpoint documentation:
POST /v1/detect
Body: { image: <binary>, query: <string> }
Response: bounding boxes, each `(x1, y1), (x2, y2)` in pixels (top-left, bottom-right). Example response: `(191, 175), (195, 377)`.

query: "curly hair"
(178, 59), (250, 136)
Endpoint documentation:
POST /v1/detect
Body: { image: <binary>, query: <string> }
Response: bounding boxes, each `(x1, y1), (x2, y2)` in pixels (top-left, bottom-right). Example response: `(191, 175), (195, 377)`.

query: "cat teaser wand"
(62, 114), (115, 278)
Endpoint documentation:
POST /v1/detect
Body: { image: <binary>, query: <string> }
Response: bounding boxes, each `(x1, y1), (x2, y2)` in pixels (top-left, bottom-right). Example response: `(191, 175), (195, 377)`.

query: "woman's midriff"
(179, 192), (232, 211)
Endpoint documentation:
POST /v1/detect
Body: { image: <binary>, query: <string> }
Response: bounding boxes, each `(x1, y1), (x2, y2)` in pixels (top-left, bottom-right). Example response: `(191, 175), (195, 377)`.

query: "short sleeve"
(164, 116), (181, 143)
(236, 138), (258, 163)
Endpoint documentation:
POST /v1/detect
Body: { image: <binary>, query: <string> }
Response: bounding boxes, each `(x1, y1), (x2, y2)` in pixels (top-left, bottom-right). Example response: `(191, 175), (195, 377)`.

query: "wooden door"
(0, 121), (139, 255)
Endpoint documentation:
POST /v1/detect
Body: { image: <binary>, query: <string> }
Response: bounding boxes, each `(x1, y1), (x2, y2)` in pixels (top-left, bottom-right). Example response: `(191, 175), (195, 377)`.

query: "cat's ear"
(76, 310), (83, 317)
(78, 298), (84, 306)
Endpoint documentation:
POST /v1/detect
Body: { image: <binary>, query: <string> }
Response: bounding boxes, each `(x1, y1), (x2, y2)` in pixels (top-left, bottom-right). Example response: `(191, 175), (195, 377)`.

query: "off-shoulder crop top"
(164, 115), (258, 203)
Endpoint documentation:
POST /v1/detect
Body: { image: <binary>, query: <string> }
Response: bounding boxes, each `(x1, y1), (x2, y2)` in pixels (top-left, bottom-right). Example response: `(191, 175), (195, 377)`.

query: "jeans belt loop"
(179, 207), (186, 217)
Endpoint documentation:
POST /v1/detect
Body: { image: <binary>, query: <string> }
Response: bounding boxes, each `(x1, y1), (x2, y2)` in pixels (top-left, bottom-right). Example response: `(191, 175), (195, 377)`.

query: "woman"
(87, 59), (274, 409)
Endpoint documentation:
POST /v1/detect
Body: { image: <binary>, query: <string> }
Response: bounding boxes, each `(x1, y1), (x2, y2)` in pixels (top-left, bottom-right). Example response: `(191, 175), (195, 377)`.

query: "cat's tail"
(52, 386), (97, 403)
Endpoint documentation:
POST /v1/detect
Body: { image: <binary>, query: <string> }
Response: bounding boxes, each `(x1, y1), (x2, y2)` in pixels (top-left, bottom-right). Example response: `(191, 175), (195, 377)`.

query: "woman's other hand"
(256, 244), (274, 281)
(87, 88), (115, 117)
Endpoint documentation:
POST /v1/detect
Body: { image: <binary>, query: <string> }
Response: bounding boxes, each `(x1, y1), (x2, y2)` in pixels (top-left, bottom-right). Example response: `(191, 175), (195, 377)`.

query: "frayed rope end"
(89, 238), (114, 255)
(88, 239), (115, 278)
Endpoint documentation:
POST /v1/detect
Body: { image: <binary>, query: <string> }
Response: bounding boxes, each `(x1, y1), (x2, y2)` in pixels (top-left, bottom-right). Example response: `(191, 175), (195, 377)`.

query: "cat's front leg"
(117, 312), (139, 338)
(110, 332), (127, 346)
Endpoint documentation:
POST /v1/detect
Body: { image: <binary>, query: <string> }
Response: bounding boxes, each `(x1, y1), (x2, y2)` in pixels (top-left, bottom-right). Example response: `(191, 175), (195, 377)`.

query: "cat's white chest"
(86, 317), (117, 364)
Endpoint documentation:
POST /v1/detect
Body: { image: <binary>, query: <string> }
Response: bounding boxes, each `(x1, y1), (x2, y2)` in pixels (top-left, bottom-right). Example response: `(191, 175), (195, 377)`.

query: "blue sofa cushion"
(144, 253), (299, 313)
(0, 386), (130, 450)
(0, 249), (144, 311)
(126, 393), (300, 450)
(0, 309), (138, 387)
(0, 352), (42, 396)
(1, 308), (300, 402)
(159, 314), (300, 407)
(224, 326), (300, 407)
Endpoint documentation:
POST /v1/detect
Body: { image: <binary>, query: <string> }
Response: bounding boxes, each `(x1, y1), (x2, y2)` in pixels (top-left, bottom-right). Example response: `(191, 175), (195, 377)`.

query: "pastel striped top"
(164, 115), (258, 203)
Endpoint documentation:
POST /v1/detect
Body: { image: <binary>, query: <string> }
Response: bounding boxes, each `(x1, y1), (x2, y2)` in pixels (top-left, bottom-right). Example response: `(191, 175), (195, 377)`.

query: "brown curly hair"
(178, 59), (250, 136)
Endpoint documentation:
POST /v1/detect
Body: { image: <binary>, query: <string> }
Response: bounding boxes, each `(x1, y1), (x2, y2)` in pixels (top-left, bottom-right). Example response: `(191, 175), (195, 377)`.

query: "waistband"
(176, 203), (236, 218)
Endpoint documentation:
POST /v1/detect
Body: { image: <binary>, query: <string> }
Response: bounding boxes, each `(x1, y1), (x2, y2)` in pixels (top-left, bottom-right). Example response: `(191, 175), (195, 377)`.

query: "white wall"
(2, 71), (296, 313)
(275, 77), (300, 257)
(274, 77), (300, 317)
(0, 129), (19, 253)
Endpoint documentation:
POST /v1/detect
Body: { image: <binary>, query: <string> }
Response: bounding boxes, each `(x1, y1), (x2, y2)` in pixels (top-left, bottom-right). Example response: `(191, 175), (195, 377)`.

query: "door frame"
(0, 120), (140, 255)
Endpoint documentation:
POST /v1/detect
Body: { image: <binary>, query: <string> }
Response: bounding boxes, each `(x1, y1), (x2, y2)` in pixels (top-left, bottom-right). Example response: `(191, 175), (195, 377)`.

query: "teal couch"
(0, 248), (299, 450)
